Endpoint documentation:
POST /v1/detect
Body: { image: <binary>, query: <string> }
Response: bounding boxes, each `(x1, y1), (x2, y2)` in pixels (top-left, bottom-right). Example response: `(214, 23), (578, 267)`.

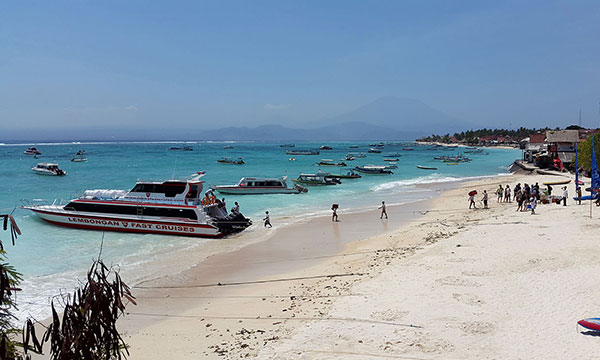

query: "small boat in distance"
(32, 163), (66, 176)
(349, 145), (359, 148)
(286, 150), (320, 155)
(402, 147), (415, 151)
(76, 150), (86, 156)
(24, 146), (42, 155)
(280, 144), (295, 148)
(317, 159), (347, 167)
(292, 172), (341, 185)
(368, 148), (382, 153)
(71, 156), (87, 162)
(217, 157), (245, 165)
(417, 165), (438, 170)
(223, 145), (234, 149)
(354, 165), (393, 174)
(213, 177), (308, 194)
(320, 145), (333, 150)
(383, 158), (399, 162)
(329, 170), (361, 179)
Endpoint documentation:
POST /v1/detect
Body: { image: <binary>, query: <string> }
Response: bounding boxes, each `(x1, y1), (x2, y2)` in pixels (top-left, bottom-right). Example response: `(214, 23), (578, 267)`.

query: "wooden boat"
(383, 158), (399, 162)
(286, 150), (320, 155)
(317, 159), (347, 167)
(368, 148), (382, 153)
(417, 165), (437, 170)
(542, 179), (571, 186)
(217, 157), (245, 165)
(329, 170), (361, 179)
(354, 165), (393, 174)
(446, 162), (459, 165)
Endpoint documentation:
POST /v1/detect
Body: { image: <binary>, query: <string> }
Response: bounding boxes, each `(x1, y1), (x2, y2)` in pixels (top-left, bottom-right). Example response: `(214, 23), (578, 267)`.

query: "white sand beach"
(120, 171), (600, 359)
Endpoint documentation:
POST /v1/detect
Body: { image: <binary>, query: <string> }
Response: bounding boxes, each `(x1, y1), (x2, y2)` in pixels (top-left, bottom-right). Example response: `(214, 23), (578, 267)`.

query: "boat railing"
(20, 198), (69, 209)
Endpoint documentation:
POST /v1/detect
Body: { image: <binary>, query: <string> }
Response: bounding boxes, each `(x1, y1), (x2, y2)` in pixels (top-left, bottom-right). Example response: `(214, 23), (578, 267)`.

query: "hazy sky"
(2, 0), (600, 134)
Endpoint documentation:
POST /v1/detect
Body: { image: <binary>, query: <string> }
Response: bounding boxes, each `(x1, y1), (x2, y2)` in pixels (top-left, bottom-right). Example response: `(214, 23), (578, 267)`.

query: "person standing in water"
(331, 204), (339, 222)
(263, 211), (272, 227)
(379, 201), (388, 219)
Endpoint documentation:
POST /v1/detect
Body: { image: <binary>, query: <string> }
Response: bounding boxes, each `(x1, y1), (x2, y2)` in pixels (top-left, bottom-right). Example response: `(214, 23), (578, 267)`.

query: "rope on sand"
(126, 312), (423, 329)
(133, 273), (365, 289)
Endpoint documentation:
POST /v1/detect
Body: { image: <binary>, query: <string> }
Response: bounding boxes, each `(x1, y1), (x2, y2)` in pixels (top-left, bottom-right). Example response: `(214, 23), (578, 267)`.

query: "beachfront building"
(545, 129), (579, 170)
(523, 133), (547, 164)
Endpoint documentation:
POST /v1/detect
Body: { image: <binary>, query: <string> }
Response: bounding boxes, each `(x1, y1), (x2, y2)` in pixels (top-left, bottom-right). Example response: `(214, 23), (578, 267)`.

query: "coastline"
(416, 140), (518, 150)
(118, 168), (600, 359)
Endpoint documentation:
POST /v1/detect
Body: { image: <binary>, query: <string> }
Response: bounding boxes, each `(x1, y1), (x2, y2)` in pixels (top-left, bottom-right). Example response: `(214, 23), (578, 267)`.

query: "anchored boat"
(292, 172), (341, 185)
(32, 163), (66, 176)
(213, 177), (307, 194)
(354, 165), (393, 174)
(23, 172), (252, 237)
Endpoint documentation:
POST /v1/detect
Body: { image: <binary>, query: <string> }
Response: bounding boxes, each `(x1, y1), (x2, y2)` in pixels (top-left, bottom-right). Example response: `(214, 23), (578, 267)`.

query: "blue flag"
(592, 136), (600, 198)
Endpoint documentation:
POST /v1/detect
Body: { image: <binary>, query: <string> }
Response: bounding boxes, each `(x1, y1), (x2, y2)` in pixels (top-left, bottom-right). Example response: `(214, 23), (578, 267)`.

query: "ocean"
(0, 141), (519, 320)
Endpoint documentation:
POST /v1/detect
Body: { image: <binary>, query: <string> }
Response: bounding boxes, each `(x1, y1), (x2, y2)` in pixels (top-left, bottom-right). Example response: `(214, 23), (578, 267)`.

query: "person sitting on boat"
(232, 202), (240, 215)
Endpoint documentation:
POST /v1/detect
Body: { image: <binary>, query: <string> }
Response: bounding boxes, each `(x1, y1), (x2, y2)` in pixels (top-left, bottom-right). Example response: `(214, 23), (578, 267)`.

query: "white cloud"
(264, 103), (291, 110)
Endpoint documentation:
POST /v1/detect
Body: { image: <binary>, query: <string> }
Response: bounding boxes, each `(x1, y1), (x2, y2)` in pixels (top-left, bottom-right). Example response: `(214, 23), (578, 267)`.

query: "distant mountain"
(0, 97), (470, 141)
(314, 96), (472, 135)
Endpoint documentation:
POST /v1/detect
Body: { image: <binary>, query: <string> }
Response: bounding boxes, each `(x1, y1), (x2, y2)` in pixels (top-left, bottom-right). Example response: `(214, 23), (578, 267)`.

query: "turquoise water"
(0, 141), (519, 319)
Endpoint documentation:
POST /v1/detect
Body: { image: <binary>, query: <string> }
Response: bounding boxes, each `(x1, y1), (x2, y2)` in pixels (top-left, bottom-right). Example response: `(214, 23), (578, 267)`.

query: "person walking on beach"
(496, 185), (503, 203)
(379, 201), (388, 219)
(577, 186), (582, 205)
(562, 187), (568, 206)
(263, 211), (272, 228)
(504, 185), (511, 202)
(530, 195), (536, 215)
(469, 193), (476, 209)
(331, 204), (339, 222)
(482, 190), (488, 209)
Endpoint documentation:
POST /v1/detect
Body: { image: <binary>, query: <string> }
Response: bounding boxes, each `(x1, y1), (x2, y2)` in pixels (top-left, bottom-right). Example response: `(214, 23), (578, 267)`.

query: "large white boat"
(32, 163), (67, 176)
(23, 172), (252, 238)
(213, 177), (308, 194)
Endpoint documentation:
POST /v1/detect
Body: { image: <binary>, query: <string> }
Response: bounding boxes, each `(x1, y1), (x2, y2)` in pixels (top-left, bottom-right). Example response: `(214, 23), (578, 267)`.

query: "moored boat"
(417, 165), (438, 170)
(383, 158), (399, 162)
(368, 148), (382, 153)
(217, 157), (245, 165)
(320, 145), (333, 150)
(213, 177), (307, 194)
(24, 146), (42, 155)
(329, 170), (361, 179)
(285, 150), (320, 155)
(317, 159), (347, 167)
(32, 163), (66, 176)
(292, 172), (341, 185)
(354, 165), (393, 174)
(23, 172), (252, 237)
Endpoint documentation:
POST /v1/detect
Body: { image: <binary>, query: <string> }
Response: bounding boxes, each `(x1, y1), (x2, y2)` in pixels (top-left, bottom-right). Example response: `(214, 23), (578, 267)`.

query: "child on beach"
(379, 201), (388, 219)
(530, 196), (536, 215)
(263, 211), (272, 227)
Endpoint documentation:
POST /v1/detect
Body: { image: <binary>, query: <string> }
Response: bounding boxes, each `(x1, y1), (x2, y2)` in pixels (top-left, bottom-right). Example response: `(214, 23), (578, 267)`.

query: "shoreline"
(115, 170), (511, 358)
(118, 167), (599, 359)
(416, 140), (518, 150)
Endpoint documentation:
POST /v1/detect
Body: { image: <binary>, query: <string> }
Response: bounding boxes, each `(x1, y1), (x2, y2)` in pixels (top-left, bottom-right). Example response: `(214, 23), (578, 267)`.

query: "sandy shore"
(119, 171), (598, 359)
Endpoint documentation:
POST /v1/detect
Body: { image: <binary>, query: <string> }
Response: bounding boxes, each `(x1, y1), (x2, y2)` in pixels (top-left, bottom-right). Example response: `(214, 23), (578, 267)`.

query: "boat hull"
(28, 208), (223, 238)
(213, 187), (301, 194)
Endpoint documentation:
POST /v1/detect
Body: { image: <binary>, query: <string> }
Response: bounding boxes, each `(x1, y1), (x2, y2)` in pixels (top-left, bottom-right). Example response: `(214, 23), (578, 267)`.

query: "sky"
(1, 0), (600, 138)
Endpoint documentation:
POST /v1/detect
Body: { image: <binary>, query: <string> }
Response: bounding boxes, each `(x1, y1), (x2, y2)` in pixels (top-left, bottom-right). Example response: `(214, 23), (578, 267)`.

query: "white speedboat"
(292, 172), (341, 185)
(24, 146), (42, 155)
(32, 163), (66, 176)
(213, 177), (307, 194)
(23, 172), (252, 238)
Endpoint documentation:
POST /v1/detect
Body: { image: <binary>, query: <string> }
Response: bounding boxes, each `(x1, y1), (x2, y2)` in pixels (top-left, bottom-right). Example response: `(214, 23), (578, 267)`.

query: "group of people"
(470, 181), (572, 214)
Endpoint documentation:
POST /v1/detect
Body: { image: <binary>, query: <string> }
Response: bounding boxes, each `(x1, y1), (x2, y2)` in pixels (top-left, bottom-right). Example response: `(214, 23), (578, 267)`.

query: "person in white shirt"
(562, 187), (568, 206)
